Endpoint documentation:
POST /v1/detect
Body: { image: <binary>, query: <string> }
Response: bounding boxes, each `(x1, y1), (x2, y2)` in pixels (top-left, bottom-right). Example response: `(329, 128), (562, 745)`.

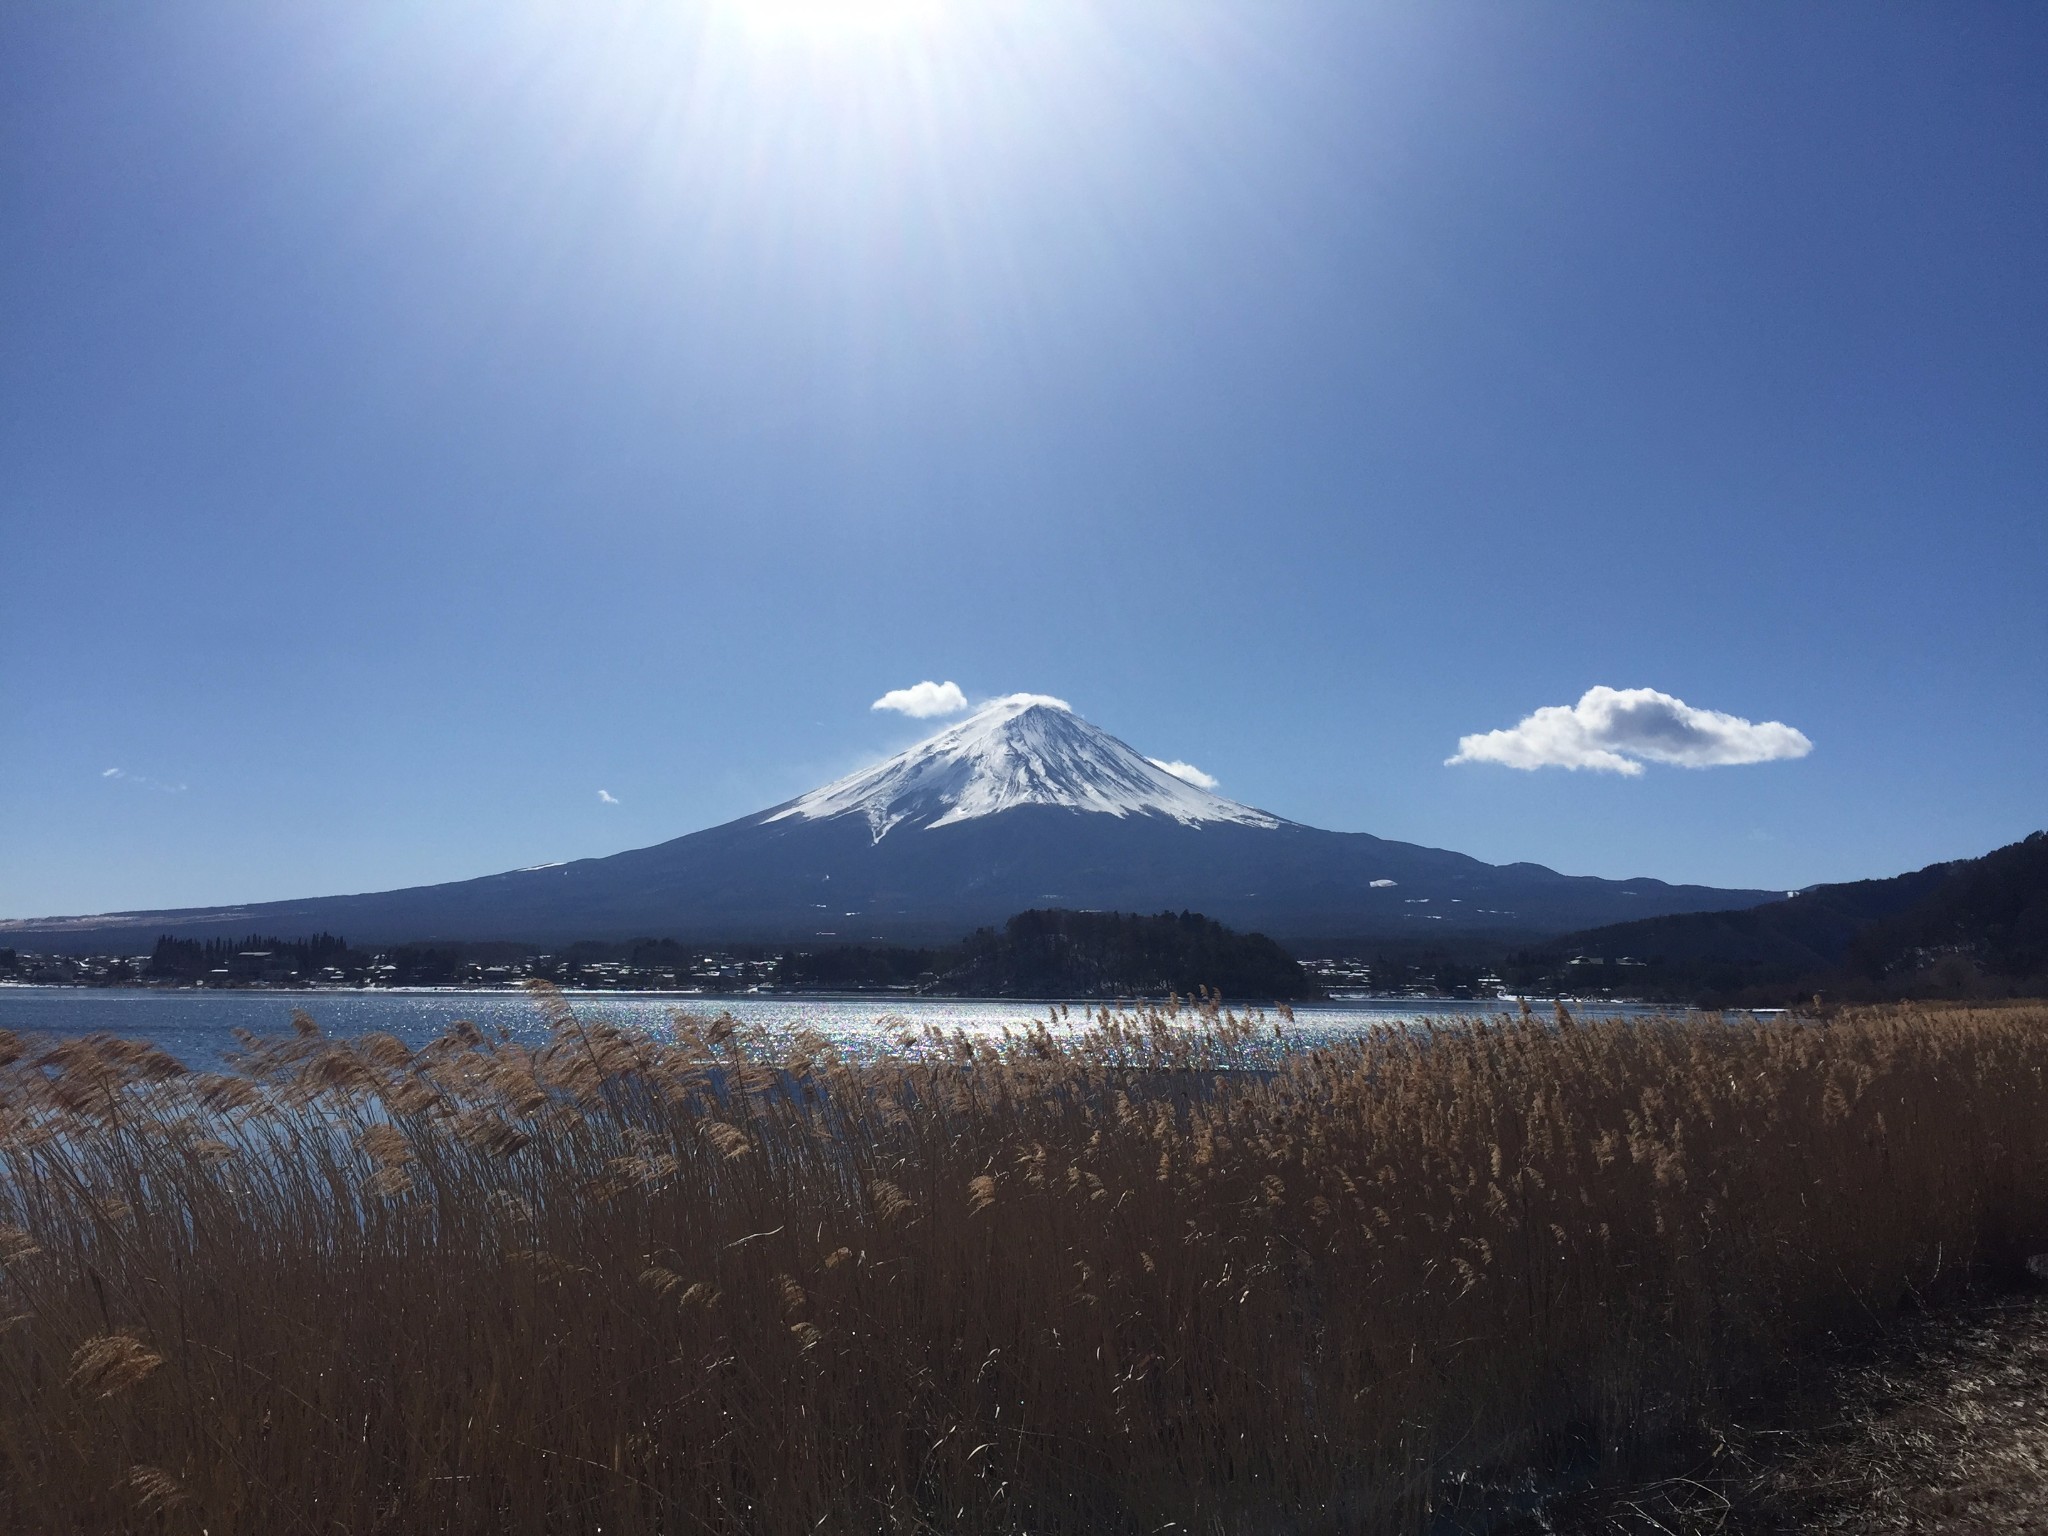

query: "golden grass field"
(2, 991), (2044, 1533)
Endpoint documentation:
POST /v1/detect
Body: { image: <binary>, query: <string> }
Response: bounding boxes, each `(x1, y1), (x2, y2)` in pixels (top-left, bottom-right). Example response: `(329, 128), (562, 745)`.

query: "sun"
(717, 0), (946, 43)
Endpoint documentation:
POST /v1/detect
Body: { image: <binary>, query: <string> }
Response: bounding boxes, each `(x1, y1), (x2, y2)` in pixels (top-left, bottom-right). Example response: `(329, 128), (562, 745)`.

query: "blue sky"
(3, 0), (2044, 918)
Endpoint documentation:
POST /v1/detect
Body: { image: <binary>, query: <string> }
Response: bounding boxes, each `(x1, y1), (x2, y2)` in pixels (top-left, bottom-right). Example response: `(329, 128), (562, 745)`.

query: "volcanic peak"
(765, 694), (1283, 843)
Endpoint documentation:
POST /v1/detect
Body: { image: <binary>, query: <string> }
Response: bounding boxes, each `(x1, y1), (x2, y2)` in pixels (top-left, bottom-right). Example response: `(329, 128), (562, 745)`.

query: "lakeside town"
(0, 938), (1529, 1001)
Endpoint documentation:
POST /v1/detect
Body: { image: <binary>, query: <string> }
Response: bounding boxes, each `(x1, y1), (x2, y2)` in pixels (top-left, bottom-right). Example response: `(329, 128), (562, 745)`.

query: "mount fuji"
(5, 695), (1777, 949)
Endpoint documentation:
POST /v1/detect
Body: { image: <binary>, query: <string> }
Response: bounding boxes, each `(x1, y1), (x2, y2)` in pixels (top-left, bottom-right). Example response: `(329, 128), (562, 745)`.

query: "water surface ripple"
(0, 987), (1682, 1067)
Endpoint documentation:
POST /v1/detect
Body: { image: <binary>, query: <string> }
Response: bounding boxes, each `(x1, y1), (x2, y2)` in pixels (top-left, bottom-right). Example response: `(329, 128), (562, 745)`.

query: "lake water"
(0, 986), (1679, 1067)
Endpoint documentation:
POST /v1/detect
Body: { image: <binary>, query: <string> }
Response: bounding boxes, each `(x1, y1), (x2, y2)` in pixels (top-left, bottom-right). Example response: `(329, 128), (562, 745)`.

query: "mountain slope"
(3, 696), (1780, 950)
(1529, 831), (2048, 1003)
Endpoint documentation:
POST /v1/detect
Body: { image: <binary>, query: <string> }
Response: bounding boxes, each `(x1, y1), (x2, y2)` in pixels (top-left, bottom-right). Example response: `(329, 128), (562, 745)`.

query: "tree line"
(778, 908), (1320, 1001)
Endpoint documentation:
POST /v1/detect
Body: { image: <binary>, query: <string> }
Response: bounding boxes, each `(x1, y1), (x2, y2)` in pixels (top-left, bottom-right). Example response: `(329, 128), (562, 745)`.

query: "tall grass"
(2, 992), (2045, 1533)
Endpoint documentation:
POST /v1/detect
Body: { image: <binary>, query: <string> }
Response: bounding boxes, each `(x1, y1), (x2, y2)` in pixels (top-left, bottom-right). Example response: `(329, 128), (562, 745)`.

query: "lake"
(0, 986), (1681, 1067)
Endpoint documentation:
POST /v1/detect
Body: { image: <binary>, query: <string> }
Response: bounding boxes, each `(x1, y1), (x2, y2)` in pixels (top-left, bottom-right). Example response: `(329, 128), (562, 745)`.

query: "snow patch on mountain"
(766, 694), (1282, 843)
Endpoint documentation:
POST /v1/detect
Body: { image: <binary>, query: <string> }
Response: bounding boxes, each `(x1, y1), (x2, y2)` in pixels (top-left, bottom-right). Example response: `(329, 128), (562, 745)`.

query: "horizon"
(5, 2), (2044, 918)
(1, 681), (2030, 928)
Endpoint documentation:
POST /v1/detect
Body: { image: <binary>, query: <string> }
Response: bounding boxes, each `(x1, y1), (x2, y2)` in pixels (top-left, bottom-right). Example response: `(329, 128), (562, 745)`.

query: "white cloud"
(1448, 686), (1813, 777)
(1147, 758), (1219, 791)
(100, 766), (187, 793)
(598, 789), (620, 804)
(871, 680), (969, 718)
(1370, 878), (1397, 888)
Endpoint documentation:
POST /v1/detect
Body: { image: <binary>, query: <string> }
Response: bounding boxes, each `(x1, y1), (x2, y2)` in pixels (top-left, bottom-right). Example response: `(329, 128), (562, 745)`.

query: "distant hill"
(1, 696), (1775, 952)
(1517, 832), (2048, 1006)
(778, 908), (1320, 1002)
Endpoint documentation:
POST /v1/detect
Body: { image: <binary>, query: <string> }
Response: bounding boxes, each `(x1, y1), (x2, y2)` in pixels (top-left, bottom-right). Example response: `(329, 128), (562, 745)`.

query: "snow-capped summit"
(765, 693), (1284, 843)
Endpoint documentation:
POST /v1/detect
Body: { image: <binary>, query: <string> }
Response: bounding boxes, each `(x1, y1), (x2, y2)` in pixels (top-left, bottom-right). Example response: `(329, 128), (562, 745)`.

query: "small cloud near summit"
(1148, 758), (1219, 790)
(1448, 686), (1812, 776)
(598, 789), (620, 804)
(872, 680), (969, 718)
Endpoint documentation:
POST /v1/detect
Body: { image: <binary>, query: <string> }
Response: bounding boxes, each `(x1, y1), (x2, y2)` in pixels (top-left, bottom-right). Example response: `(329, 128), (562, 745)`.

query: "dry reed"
(1, 992), (2045, 1533)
